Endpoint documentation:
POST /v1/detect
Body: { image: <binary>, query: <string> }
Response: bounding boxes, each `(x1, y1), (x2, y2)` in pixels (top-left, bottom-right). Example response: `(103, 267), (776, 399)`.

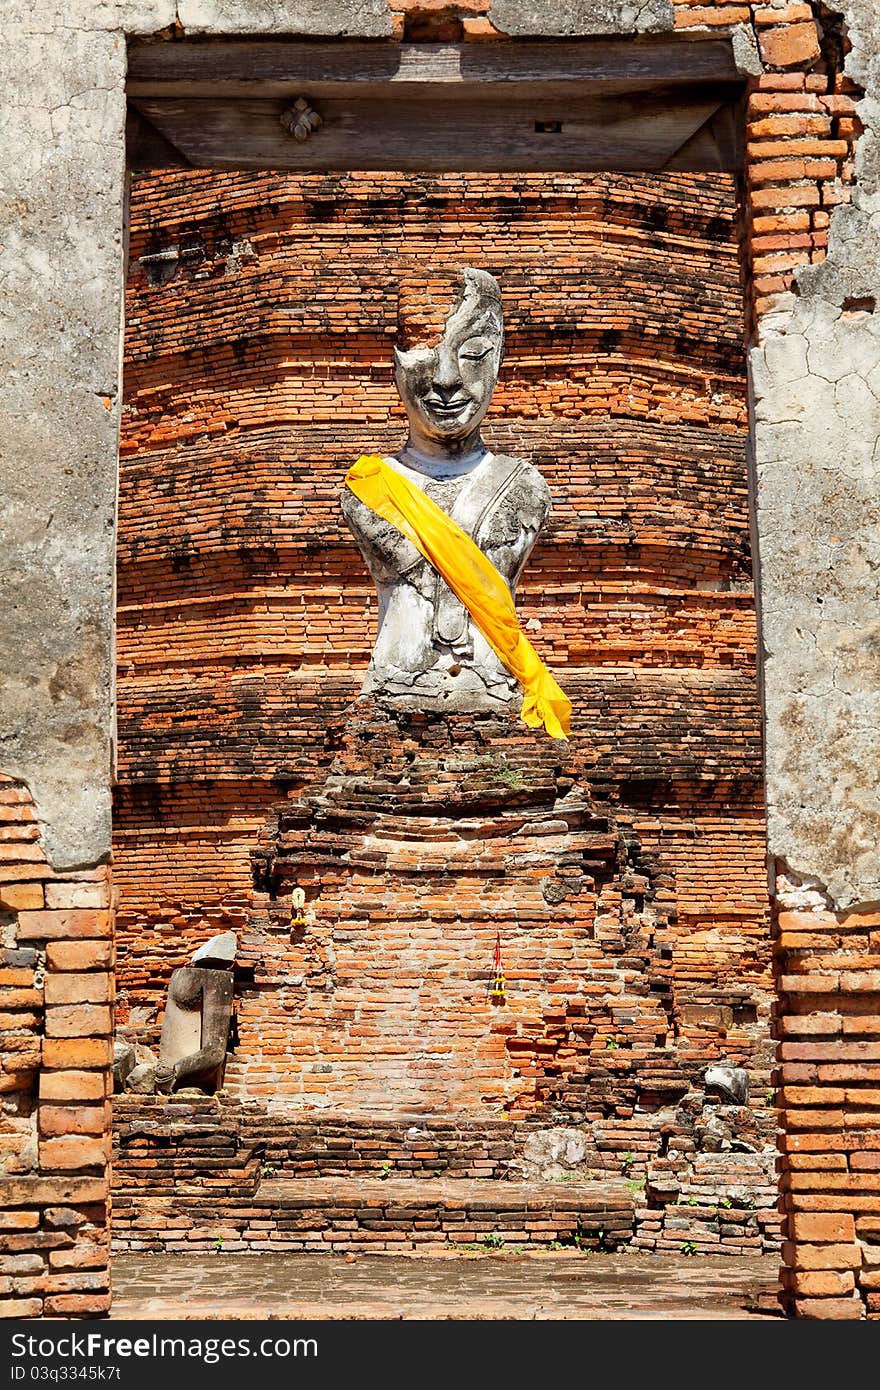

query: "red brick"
(794, 1296), (862, 1319)
(48, 1242), (107, 1271)
(758, 23), (821, 68)
(778, 911), (839, 932)
(39, 1104), (109, 1137)
(0, 1213), (40, 1231)
(781, 1241), (862, 1270)
(462, 17), (502, 40)
(0, 884), (44, 910)
(16, 910), (107, 941)
(44, 1292), (111, 1315)
(41, 1037), (112, 1070)
(44, 1269), (108, 1294)
(38, 1135), (110, 1171)
(789, 1212), (856, 1242)
(0, 1297), (42, 1317)
(43, 1004), (112, 1038)
(788, 1270), (855, 1296)
(40, 1070), (109, 1102)
(752, 3), (814, 24)
(44, 974), (112, 1006)
(46, 939), (113, 971)
(45, 882), (110, 910)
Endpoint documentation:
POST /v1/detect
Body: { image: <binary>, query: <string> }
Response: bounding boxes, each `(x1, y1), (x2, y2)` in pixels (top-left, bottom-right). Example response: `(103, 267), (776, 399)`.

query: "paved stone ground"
(112, 1252), (781, 1320)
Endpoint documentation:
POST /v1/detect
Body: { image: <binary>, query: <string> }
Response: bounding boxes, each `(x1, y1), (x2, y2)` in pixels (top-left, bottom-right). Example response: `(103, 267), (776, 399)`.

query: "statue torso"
(341, 451), (550, 712)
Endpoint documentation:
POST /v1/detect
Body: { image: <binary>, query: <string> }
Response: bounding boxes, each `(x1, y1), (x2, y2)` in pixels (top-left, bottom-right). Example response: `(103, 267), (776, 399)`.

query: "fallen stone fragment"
(113, 1040), (136, 1092)
(125, 1062), (157, 1095)
(704, 1066), (749, 1107)
(191, 931), (237, 969)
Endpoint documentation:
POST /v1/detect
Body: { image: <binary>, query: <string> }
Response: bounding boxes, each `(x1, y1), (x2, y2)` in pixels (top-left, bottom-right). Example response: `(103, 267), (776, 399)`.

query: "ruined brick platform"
(107, 167), (786, 1297)
(113, 1174), (634, 1254)
(112, 1095), (780, 1258)
(246, 703), (685, 1115)
(112, 702), (780, 1261)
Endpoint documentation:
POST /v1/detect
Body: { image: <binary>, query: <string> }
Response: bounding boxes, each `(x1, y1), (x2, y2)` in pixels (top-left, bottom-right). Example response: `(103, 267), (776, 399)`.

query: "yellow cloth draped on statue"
(345, 454), (572, 741)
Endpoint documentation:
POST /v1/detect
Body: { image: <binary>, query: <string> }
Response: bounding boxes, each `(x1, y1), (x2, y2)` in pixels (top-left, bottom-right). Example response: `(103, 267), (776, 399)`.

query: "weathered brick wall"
(669, 0), (870, 1321)
(0, 776), (113, 1318)
(116, 167), (772, 1122)
(111, 1093), (779, 1257)
(774, 888), (880, 1316)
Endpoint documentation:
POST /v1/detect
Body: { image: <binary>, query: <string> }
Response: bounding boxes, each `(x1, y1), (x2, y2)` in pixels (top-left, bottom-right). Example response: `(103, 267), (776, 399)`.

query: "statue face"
(394, 282), (503, 448)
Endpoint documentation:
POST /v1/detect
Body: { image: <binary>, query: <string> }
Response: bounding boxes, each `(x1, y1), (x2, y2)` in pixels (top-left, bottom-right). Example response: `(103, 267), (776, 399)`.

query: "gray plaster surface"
(55, 0), (391, 33)
(1, 5), (129, 869)
(750, 0), (880, 907)
(1, 0), (390, 871)
(172, 1), (391, 36)
(490, 0), (673, 37)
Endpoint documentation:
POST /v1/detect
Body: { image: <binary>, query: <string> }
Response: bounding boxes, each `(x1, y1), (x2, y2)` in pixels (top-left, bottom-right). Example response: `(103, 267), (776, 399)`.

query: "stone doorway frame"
(3, 0), (879, 1321)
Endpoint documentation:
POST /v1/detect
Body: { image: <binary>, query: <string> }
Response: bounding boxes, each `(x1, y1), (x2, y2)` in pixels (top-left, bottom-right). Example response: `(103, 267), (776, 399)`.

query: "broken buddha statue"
(156, 933), (236, 1094)
(342, 267), (570, 739)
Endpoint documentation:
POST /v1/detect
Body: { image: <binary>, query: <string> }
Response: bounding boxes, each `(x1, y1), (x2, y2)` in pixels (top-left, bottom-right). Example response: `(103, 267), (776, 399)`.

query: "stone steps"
(111, 1174), (635, 1255)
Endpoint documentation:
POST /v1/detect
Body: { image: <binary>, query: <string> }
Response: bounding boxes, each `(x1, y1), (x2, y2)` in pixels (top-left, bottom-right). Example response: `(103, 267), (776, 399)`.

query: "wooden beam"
(130, 84), (739, 174)
(126, 105), (191, 170)
(127, 37), (742, 99)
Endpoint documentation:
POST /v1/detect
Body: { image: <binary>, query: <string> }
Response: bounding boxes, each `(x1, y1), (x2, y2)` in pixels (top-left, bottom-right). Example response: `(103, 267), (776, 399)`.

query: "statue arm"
(165, 1040), (228, 1090)
(340, 486), (424, 584)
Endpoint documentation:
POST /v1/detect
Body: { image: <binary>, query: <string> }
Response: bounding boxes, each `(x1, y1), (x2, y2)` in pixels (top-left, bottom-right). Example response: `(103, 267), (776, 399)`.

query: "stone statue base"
(248, 699), (684, 1116)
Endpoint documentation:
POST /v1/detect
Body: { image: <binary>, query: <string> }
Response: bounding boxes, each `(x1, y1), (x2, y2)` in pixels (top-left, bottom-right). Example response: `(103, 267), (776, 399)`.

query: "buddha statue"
(341, 267), (552, 715)
(155, 933), (237, 1094)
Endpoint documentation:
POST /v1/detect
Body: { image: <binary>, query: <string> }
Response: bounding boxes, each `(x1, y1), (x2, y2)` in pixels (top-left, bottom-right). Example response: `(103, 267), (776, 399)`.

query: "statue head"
(394, 267), (504, 458)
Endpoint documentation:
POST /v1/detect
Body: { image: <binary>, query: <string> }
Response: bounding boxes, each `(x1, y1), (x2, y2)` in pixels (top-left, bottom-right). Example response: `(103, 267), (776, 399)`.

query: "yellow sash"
(345, 454), (571, 740)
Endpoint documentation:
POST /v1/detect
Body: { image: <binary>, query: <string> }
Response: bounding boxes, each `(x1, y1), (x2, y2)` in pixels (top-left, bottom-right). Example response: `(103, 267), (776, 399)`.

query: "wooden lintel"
(127, 37), (743, 98)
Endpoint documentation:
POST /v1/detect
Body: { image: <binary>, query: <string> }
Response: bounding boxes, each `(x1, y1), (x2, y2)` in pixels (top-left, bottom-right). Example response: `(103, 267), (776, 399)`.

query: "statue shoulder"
(489, 454), (551, 528)
(340, 483), (367, 527)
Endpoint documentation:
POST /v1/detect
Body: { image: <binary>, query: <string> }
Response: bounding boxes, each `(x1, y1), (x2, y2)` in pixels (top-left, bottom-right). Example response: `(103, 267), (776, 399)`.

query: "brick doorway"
(112, 35), (782, 1267)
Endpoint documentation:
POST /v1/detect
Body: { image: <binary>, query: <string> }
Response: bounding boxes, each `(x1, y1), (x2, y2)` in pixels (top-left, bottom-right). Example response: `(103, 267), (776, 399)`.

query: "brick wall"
(117, 167), (771, 1109)
(367, 0), (874, 1319)
(114, 160), (783, 1262)
(0, 776), (113, 1318)
(111, 1093), (778, 1257)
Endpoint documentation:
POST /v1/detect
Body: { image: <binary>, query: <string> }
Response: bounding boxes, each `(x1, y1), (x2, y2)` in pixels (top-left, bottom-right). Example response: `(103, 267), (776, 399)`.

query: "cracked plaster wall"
(1, 6), (128, 871)
(4, 0), (880, 908)
(751, 0), (880, 909)
(488, 0), (673, 37)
